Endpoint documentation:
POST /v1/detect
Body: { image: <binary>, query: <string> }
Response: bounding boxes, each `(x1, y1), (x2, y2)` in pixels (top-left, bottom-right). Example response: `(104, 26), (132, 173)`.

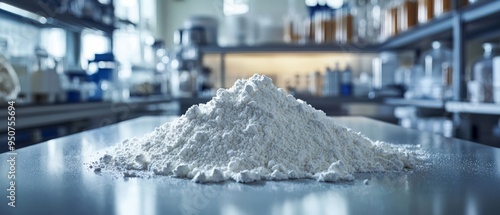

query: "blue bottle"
(341, 64), (353, 96)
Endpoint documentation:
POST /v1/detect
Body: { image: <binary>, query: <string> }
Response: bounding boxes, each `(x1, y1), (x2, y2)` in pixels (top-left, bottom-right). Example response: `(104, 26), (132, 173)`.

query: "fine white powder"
(95, 74), (416, 183)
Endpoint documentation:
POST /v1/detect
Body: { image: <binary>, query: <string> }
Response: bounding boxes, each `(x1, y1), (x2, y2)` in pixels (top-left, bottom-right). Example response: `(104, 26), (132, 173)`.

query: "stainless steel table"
(1, 116), (500, 215)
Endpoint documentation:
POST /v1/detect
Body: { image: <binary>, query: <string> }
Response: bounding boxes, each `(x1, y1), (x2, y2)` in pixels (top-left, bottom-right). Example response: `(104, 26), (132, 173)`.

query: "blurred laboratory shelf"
(461, 0), (500, 22)
(445, 101), (500, 115)
(200, 43), (378, 54)
(369, 0), (500, 50)
(384, 98), (445, 109)
(463, 0), (500, 41)
(199, 12), (453, 55)
(0, 96), (173, 131)
(378, 13), (454, 50)
(198, 0), (500, 55)
(0, 96), (176, 151)
(0, 0), (115, 35)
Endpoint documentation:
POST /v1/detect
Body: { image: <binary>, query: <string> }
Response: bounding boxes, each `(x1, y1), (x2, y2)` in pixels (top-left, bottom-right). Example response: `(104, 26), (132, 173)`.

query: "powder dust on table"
(92, 74), (418, 183)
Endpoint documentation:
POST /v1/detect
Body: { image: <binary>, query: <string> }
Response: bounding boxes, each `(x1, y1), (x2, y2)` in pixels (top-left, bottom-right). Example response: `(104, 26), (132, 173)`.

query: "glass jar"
(469, 43), (498, 103)
(418, 41), (452, 99)
(405, 65), (425, 99)
(170, 67), (196, 98)
(372, 52), (399, 89)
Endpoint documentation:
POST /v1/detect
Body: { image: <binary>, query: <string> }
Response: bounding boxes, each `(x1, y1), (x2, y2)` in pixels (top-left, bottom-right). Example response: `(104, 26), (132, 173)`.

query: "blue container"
(87, 52), (115, 101)
(341, 84), (353, 97)
(67, 90), (81, 103)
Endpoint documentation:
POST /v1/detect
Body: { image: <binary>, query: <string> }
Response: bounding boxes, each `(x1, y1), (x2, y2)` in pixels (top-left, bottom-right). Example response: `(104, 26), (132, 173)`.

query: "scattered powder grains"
(94, 74), (417, 183)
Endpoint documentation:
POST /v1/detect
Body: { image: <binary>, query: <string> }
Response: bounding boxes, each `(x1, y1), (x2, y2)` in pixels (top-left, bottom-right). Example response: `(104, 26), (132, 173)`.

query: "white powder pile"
(95, 74), (416, 183)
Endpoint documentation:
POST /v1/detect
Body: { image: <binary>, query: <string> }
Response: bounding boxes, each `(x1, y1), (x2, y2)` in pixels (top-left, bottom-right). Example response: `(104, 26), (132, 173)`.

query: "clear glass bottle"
(418, 41), (452, 99)
(398, 0), (418, 33)
(323, 64), (340, 97)
(372, 52), (399, 89)
(434, 0), (450, 18)
(334, 9), (343, 43)
(341, 64), (353, 96)
(367, 0), (383, 43)
(394, 65), (412, 89)
(352, 0), (369, 45)
(303, 16), (314, 44)
(381, 0), (402, 40)
(325, 10), (335, 43)
(469, 43), (497, 103)
(405, 65), (425, 99)
(335, 7), (354, 44)
(309, 71), (322, 97)
(284, 13), (302, 43)
(353, 0), (388, 45)
(284, 0), (301, 44)
(418, 0), (434, 24)
(313, 11), (323, 44)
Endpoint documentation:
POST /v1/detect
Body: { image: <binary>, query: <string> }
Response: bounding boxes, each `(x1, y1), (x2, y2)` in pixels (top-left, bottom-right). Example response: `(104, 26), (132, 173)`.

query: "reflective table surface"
(1, 116), (500, 215)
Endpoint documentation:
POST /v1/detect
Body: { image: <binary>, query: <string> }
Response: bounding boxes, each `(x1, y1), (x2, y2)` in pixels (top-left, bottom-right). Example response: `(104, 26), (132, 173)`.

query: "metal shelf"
(201, 16), (455, 54)
(384, 98), (445, 109)
(198, 1), (500, 54)
(131, 64), (156, 72)
(462, 0), (500, 41)
(0, 0), (114, 35)
(0, 96), (172, 130)
(445, 101), (500, 115)
(200, 43), (378, 54)
(116, 18), (137, 27)
(461, 0), (500, 23)
(378, 13), (454, 50)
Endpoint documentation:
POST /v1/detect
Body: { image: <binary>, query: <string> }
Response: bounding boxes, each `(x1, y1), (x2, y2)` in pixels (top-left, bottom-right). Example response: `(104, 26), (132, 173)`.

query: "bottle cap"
(432, 41), (442, 49)
(483, 43), (496, 53)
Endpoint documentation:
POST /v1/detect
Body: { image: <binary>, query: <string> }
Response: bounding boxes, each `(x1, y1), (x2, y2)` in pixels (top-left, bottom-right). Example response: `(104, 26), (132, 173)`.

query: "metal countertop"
(1, 116), (500, 215)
